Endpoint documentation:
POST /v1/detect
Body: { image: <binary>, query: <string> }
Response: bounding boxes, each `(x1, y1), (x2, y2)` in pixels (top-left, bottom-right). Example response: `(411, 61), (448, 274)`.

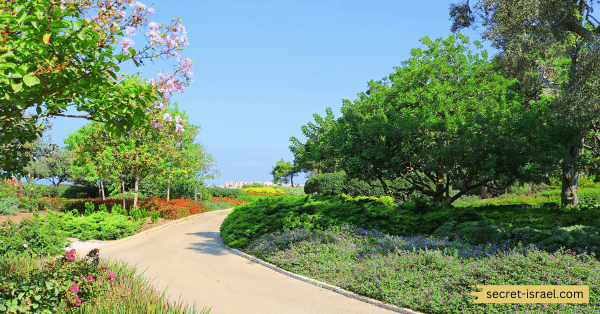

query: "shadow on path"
(185, 231), (231, 256)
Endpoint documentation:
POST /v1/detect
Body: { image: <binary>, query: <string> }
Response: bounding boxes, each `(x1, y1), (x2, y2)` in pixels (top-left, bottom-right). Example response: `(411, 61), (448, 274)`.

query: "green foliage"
(129, 208), (149, 221)
(303, 172), (345, 196)
(0, 218), (68, 257)
(98, 204), (108, 212)
(84, 201), (95, 216)
(276, 186), (306, 196)
(331, 34), (572, 204)
(111, 204), (127, 216)
(200, 187), (211, 201)
(205, 187), (244, 199)
(270, 158), (300, 186)
(0, 252), (112, 313)
(59, 185), (99, 199)
(220, 194), (458, 249)
(433, 220), (600, 257)
(150, 210), (160, 223)
(0, 198), (20, 215)
(40, 211), (144, 241)
(25, 150), (73, 187)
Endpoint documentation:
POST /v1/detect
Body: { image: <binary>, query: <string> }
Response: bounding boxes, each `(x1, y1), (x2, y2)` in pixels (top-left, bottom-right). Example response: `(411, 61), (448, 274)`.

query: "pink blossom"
(120, 37), (135, 54)
(76, 298), (82, 307)
(148, 21), (159, 30)
(106, 272), (116, 284)
(86, 276), (95, 283)
(163, 113), (172, 123)
(147, 7), (155, 14)
(65, 249), (76, 261)
(69, 284), (79, 294)
(124, 26), (136, 36)
(175, 123), (184, 134)
(135, 1), (146, 10)
(174, 115), (182, 124)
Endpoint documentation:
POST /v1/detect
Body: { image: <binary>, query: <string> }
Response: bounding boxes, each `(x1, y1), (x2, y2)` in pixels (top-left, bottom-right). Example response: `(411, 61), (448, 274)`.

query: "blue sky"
(44, 0), (500, 186)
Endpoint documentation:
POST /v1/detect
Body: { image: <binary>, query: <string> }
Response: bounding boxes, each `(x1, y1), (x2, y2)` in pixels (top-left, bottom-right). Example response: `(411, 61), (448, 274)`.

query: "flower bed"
(209, 196), (249, 207)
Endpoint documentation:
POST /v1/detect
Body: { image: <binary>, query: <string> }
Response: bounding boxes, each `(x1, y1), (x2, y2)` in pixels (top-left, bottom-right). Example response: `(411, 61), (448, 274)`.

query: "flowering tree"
(0, 0), (193, 178)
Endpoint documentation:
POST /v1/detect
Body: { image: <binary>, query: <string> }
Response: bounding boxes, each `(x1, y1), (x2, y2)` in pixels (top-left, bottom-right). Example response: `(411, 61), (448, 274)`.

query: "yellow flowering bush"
(241, 187), (286, 195)
(338, 193), (395, 206)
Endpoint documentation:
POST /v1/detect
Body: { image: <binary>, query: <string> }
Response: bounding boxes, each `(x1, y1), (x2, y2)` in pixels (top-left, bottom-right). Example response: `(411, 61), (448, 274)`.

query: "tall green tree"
(331, 34), (571, 203)
(270, 159), (300, 187)
(448, 0), (600, 206)
(289, 107), (342, 177)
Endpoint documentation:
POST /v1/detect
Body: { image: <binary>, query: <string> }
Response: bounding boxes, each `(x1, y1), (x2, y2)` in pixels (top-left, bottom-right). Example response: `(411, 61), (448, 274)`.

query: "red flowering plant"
(209, 196), (250, 207)
(138, 197), (207, 220)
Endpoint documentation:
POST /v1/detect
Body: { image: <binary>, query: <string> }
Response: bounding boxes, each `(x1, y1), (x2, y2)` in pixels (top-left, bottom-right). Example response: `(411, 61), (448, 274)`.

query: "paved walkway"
(97, 209), (422, 314)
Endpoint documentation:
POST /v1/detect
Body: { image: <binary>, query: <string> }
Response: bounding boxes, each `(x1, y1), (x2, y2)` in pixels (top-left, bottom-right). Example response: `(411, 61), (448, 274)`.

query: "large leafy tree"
(448, 0), (600, 206)
(330, 34), (571, 203)
(0, 0), (193, 179)
(289, 107), (342, 177)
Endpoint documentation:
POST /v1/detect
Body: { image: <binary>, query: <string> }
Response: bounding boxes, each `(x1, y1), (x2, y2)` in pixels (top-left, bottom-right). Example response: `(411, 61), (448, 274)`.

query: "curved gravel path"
(98, 208), (423, 314)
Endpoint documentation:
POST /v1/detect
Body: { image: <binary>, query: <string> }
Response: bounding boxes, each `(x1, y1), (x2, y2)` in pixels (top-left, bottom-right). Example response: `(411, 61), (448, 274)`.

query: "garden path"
(98, 208), (422, 314)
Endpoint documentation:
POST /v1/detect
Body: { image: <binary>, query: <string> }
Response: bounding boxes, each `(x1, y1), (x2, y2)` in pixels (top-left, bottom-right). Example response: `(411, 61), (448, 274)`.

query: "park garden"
(2, 0), (600, 313)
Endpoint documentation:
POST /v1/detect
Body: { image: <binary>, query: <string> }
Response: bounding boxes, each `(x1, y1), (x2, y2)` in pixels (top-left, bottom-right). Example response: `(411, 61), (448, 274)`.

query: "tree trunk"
(167, 178), (171, 202)
(134, 171), (139, 209)
(291, 175), (294, 187)
(194, 183), (197, 201)
(100, 179), (105, 200)
(122, 181), (126, 210)
(561, 142), (581, 207)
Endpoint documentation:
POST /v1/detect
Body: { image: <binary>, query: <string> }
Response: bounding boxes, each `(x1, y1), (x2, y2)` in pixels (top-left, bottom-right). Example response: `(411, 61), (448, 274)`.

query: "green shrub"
(220, 194), (460, 249)
(277, 186), (306, 196)
(40, 211), (144, 241)
(150, 210), (160, 222)
(0, 198), (20, 215)
(0, 184), (18, 199)
(60, 185), (98, 199)
(201, 188), (211, 201)
(84, 201), (95, 216)
(433, 220), (600, 257)
(304, 172), (345, 196)
(0, 217), (68, 257)
(205, 186), (244, 199)
(111, 204), (126, 216)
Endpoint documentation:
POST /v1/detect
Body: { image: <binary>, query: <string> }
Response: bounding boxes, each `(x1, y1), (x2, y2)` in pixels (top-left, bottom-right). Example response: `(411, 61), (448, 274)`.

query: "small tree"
(27, 150), (73, 187)
(270, 159), (300, 187)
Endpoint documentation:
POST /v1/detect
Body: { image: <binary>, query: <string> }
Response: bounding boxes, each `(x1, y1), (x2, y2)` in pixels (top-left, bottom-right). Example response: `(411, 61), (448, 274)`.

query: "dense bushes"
(0, 217), (68, 257)
(39, 211), (145, 241)
(220, 194), (456, 249)
(52, 185), (99, 199)
(220, 194), (600, 259)
(303, 172), (345, 196)
(432, 220), (600, 256)
(0, 198), (19, 215)
(205, 186), (244, 199)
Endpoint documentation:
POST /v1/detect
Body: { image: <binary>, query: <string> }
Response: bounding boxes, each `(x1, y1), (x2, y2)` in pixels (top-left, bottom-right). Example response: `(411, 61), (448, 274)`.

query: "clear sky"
(43, 0), (500, 186)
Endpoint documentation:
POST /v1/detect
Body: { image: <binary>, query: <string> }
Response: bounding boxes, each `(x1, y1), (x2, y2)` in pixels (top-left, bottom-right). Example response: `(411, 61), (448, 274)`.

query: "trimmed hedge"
(205, 186), (244, 199)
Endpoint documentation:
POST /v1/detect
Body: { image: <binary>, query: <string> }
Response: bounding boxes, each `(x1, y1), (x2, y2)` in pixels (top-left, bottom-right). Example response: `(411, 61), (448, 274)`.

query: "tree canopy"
(0, 0), (193, 179)
(310, 34), (571, 203)
(448, 0), (600, 206)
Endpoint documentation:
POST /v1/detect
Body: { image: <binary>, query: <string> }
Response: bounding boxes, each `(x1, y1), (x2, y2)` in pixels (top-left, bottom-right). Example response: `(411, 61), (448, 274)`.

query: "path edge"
(225, 246), (425, 314)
